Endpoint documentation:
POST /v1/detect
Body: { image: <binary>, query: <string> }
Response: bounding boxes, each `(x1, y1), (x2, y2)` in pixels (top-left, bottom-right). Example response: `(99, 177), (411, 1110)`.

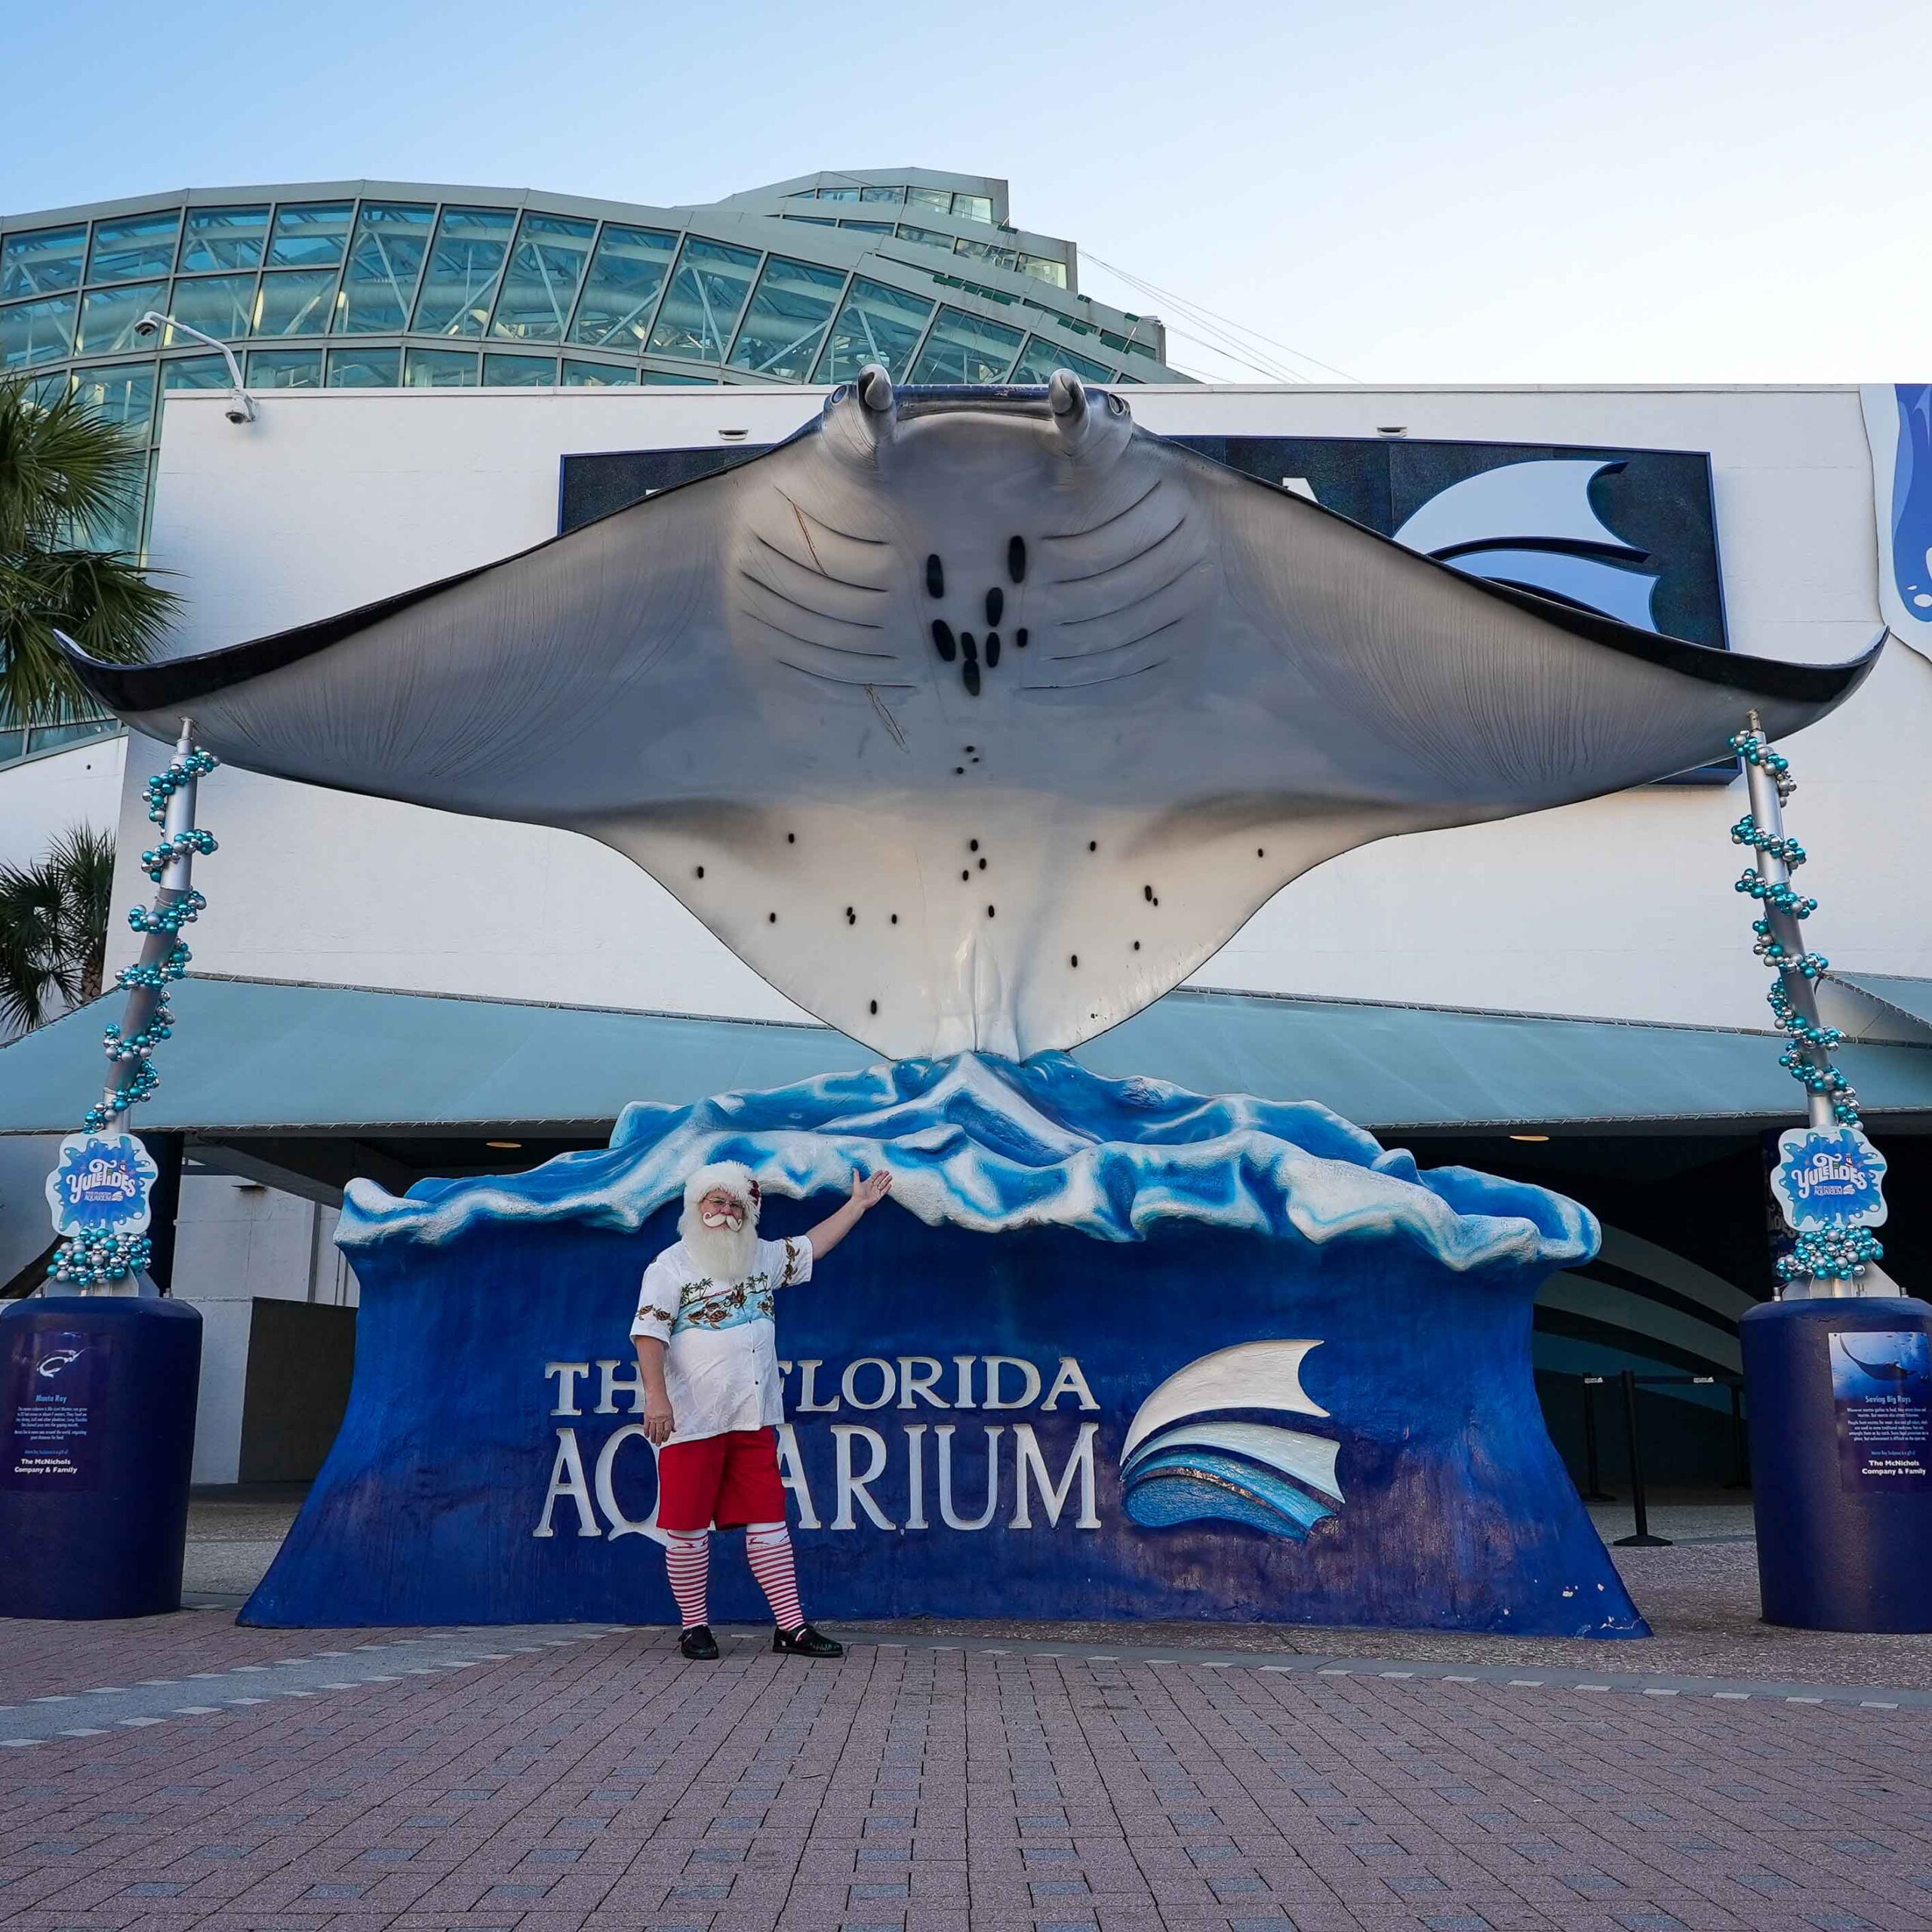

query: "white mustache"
(700, 1208), (745, 1230)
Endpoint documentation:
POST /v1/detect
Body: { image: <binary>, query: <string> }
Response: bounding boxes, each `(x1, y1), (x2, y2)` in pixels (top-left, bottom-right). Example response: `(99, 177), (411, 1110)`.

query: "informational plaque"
(1829, 1331), (1932, 1493)
(2, 1326), (108, 1491)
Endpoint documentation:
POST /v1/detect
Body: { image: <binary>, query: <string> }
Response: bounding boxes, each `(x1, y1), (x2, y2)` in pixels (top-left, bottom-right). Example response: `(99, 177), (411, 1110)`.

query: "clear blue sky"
(6, 0), (1927, 383)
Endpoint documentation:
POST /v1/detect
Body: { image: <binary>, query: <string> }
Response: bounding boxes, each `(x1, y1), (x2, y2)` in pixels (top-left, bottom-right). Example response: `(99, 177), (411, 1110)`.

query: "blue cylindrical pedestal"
(1742, 1295), (1932, 1632)
(0, 1295), (202, 1620)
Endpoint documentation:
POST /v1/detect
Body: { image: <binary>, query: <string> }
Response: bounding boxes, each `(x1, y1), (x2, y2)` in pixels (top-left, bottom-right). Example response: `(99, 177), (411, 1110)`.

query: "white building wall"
(115, 383), (1928, 1032)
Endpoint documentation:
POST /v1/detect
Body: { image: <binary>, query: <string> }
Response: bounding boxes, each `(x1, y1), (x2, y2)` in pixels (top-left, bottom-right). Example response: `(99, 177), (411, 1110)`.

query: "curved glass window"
(412, 207), (514, 337)
(162, 353), (228, 389)
(648, 237), (761, 364)
(77, 281), (165, 356)
(483, 352), (556, 386)
(169, 273), (255, 343)
(1, 294), (78, 368)
(404, 347), (478, 386)
(571, 224), (678, 350)
(337, 203), (434, 334)
(88, 212), (180, 285)
(951, 193), (994, 223)
(327, 346), (401, 386)
(2, 226), (86, 300)
(254, 269), (337, 337)
(71, 361), (155, 437)
(491, 213), (596, 343)
(248, 348), (322, 387)
(728, 255), (845, 380)
(562, 358), (638, 385)
(1017, 255), (1067, 288)
(266, 203), (352, 269)
(1011, 337), (1113, 385)
(181, 206), (268, 272)
(813, 276), (934, 383)
(908, 306), (1023, 384)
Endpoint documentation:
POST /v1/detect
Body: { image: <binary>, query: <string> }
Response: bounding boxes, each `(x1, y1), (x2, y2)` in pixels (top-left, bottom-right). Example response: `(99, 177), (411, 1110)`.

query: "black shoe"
(772, 1623), (843, 1658)
(679, 1624), (720, 1660)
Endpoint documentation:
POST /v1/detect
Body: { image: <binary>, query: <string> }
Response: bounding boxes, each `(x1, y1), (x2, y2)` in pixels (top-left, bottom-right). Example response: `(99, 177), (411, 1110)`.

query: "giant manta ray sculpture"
(63, 369), (1881, 1061)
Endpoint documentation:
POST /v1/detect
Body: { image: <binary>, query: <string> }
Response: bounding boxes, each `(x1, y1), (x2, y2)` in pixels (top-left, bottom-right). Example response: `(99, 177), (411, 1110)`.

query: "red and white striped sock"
(744, 1522), (804, 1632)
(663, 1529), (710, 1629)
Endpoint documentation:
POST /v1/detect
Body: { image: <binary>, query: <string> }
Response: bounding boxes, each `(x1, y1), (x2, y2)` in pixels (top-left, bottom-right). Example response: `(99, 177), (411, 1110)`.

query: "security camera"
(223, 395), (255, 426)
(134, 313), (161, 338)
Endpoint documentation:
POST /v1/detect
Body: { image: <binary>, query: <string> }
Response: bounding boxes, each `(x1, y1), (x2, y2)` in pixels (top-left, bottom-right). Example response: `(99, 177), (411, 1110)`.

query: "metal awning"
(5, 972), (1932, 1142)
(1823, 971), (1932, 1045)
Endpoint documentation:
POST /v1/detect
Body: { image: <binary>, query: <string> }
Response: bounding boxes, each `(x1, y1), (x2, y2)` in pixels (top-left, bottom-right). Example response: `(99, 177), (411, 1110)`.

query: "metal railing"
(1575, 1369), (1749, 1548)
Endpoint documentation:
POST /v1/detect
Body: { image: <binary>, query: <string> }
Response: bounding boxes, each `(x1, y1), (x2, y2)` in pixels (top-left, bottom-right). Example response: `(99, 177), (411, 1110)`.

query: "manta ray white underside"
(65, 370), (1881, 1060)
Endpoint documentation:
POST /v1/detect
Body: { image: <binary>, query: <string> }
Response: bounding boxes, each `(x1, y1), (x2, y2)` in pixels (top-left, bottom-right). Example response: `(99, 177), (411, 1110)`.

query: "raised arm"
(805, 1168), (893, 1261)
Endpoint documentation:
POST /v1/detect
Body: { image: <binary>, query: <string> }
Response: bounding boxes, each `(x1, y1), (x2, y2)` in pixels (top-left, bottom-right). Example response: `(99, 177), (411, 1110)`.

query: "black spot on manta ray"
(986, 632), (1001, 667)
(926, 554), (944, 598)
(931, 620), (956, 662)
(986, 587), (1004, 626)
(1015, 627), (1029, 649)
(963, 663), (981, 695)
(1008, 535), (1026, 583)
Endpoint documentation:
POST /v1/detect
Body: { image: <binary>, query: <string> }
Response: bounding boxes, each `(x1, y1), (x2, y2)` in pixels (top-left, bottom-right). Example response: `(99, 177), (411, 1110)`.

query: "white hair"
(678, 1160), (761, 1282)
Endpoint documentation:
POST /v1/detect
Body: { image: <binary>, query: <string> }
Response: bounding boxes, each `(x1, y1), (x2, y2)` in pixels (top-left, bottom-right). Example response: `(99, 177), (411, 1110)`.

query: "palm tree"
(0, 825), (116, 1035)
(0, 374), (175, 728)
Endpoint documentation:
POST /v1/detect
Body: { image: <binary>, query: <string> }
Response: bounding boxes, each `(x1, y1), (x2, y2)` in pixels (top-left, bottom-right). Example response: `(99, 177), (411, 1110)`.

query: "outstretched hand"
(807, 1165), (894, 1260)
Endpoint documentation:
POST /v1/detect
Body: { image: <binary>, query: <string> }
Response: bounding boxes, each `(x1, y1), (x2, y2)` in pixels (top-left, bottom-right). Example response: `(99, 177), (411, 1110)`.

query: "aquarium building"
(5, 168), (1932, 1489)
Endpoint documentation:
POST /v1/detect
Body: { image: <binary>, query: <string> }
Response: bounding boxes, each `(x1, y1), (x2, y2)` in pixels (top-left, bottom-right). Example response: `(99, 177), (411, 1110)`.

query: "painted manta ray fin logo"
(1119, 1340), (1343, 1541)
(37, 1349), (85, 1378)
(1393, 458), (1662, 633)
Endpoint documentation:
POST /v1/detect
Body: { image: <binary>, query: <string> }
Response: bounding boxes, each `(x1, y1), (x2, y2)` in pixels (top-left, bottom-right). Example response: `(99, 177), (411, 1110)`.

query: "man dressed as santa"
(632, 1159), (893, 1659)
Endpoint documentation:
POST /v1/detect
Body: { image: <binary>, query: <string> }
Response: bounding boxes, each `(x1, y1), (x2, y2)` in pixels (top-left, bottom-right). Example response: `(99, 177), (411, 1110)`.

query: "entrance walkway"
(3, 1494), (1930, 1931)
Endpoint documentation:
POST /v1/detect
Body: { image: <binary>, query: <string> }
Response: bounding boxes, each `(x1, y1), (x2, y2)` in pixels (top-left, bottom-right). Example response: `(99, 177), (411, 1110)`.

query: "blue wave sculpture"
(339, 1051), (1598, 1270)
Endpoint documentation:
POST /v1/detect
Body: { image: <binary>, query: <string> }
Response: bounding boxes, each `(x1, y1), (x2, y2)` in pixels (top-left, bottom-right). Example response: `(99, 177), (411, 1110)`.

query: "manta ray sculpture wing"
(63, 370), (1882, 1061)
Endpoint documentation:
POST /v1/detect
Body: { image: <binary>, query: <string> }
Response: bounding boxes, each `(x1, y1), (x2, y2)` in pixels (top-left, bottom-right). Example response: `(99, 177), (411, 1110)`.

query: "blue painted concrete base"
(1743, 1294), (1932, 1632)
(244, 1202), (1644, 1636)
(0, 1295), (202, 1620)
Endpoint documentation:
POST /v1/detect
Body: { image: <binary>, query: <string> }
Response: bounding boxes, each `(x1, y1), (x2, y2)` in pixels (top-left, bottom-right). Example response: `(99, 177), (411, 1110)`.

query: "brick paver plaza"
(5, 1612), (1932, 1932)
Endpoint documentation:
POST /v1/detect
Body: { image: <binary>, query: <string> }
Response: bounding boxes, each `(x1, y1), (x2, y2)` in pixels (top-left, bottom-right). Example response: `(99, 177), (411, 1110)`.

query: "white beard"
(680, 1215), (758, 1284)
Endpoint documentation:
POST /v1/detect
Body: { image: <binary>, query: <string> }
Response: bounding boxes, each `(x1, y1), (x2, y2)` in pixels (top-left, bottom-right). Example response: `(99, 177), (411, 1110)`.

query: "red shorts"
(657, 1427), (787, 1534)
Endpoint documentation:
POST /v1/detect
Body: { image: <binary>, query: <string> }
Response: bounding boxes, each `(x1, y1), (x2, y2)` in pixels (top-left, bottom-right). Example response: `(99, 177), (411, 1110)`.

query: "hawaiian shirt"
(629, 1235), (812, 1444)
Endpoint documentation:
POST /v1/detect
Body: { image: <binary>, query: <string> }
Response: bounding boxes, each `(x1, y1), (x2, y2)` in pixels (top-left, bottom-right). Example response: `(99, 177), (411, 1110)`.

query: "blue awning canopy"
(4, 973), (1932, 1140)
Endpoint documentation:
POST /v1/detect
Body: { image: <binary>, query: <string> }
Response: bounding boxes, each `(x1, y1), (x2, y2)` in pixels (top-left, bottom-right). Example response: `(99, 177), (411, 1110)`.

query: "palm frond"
(0, 823), (116, 1032)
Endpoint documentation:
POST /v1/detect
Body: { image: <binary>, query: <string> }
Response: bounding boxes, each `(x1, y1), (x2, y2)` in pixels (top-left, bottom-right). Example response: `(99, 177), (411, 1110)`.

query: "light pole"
(134, 312), (256, 425)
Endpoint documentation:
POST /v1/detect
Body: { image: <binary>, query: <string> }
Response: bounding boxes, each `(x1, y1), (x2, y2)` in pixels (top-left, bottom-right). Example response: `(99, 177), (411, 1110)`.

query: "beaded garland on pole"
(1727, 725), (1883, 1288)
(45, 743), (219, 1289)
